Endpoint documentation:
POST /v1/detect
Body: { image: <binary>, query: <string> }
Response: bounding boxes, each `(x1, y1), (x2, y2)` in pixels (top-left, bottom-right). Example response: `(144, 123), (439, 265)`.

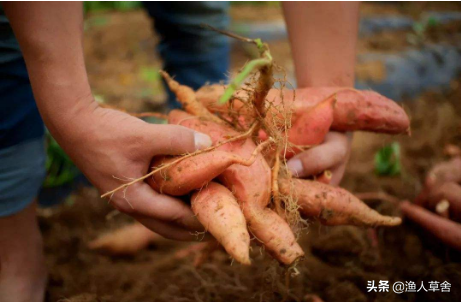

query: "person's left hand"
(287, 132), (352, 186)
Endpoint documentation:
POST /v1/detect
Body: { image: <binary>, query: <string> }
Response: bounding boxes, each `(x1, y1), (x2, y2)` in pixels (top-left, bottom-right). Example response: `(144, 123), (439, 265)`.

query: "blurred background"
(81, 1), (461, 110)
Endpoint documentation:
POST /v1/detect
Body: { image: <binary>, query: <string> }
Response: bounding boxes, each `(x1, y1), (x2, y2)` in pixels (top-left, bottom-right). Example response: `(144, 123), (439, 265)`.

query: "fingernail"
(287, 159), (304, 177)
(194, 132), (212, 150)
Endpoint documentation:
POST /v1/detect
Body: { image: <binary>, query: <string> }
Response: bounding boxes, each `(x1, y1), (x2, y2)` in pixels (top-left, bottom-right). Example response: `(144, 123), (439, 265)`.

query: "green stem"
(219, 58), (271, 104)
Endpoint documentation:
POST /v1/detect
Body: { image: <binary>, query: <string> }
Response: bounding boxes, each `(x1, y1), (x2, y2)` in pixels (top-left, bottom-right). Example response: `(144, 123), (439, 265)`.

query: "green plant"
(43, 131), (79, 188)
(407, 16), (439, 46)
(375, 142), (402, 176)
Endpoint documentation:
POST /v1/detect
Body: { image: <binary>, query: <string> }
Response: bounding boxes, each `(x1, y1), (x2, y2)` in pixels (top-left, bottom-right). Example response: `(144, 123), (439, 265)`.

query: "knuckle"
(168, 207), (189, 226)
(335, 146), (348, 161)
(159, 125), (195, 154)
(299, 154), (323, 175)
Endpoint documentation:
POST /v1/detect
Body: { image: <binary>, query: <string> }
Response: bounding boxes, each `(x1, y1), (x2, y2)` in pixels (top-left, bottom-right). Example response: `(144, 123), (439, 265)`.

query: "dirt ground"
(41, 3), (461, 302)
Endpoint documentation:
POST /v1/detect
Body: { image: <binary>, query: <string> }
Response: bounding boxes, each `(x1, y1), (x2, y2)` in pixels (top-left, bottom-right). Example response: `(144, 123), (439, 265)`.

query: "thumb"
(287, 132), (349, 178)
(148, 124), (212, 156)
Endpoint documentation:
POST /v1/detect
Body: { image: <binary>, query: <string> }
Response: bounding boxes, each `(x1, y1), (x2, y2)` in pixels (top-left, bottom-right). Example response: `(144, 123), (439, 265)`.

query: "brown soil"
(230, 3), (283, 22)
(361, 1), (461, 17)
(42, 3), (461, 302)
(84, 10), (164, 113)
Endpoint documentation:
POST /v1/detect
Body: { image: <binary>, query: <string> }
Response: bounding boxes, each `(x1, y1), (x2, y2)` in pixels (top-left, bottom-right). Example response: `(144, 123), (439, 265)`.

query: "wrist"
(42, 93), (100, 145)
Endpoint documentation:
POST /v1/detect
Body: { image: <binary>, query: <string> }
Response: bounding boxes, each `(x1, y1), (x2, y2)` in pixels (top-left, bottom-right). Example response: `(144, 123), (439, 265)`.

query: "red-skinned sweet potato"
(169, 109), (304, 265)
(196, 85), (410, 135)
(88, 223), (163, 255)
(191, 182), (251, 265)
(285, 95), (335, 157)
(279, 178), (401, 227)
(415, 157), (461, 208)
(147, 150), (261, 196)
(425, 156), (461, 187)
(400, 201), (461, 251)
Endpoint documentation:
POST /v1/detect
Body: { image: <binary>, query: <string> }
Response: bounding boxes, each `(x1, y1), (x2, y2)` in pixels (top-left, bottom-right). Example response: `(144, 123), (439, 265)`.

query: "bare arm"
(3, 2), (211, 240)
(2, 3), (95, 137)
(282, 1), (359, 87)
(282, 2), (360, 185)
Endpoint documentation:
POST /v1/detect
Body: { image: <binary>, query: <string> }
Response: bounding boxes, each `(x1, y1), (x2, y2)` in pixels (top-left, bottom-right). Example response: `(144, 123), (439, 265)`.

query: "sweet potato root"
(279, 178), (401, 227)
(196, 85), (410, 134)
(169, 109), (304, 265)
(147, 149), (261, 196)
(88, 223), (163, 255)
(316, 170), (333, 185)
(400, 201), (461, 251)
(192, 182), (251, 265)
(160, 71), (225, 125)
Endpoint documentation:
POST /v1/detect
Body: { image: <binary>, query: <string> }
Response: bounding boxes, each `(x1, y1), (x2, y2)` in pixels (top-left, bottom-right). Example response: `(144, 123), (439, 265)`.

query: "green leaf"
(412, 22), (425, 35)
(43, 131), (79, 188)
(374, 142), (402, 176)
(426, 17), (439, 28)
(140, 67), (160, 83)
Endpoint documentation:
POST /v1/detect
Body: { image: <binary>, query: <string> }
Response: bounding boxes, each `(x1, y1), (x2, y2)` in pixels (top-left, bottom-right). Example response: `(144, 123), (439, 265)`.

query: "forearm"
(3, 2), (97, 141)
(282, 2), (359, 87)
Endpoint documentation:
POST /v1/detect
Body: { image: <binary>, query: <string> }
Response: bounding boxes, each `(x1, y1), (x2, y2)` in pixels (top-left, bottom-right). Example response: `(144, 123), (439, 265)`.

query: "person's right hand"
(287, 131), (352, 186)
(57, 103), (212, 241)
(3, 2), (212, 241)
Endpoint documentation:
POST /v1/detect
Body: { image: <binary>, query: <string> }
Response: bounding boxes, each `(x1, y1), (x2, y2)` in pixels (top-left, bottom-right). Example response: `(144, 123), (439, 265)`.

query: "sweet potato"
(88, 223), (163, 255)
(169, 109), (304, 265)
(192, 182), (251, 265)
(160, 71), (225, 125)
(416, 156), (461, 205)
(174, 241), (220, 268)
(196, 85), (410, 134)
(417, 182), (461, 221)
(147, 150), (260, 196)
(425, 156), (461, 187)
(286, 95), (335, 156)
(279, 178), (402, 227)
(400, 201), (461, 251)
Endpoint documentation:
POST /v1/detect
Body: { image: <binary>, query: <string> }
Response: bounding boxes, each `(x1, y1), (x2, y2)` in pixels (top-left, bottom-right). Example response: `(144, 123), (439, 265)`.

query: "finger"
(329, 160), (348, 186)
(133, 214), (211, 241)
(287, 132), (349, 178)
(110, 182), (204, 232)
(149, 124), (212, 156)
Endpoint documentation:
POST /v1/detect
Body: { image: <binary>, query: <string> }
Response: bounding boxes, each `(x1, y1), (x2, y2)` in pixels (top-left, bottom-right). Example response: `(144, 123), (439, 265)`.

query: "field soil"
(41, 3), (461, 302)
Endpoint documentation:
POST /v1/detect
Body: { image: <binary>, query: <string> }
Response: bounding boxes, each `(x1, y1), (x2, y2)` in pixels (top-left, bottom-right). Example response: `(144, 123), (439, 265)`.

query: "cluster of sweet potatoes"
(100, 73), (407, 266)
(91, 43), (413, 264)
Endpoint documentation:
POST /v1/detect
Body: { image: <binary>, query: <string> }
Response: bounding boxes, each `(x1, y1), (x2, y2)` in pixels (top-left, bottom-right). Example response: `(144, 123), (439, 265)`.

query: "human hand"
(57, 105), (212, 241)
(287, 132), (352, 186)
